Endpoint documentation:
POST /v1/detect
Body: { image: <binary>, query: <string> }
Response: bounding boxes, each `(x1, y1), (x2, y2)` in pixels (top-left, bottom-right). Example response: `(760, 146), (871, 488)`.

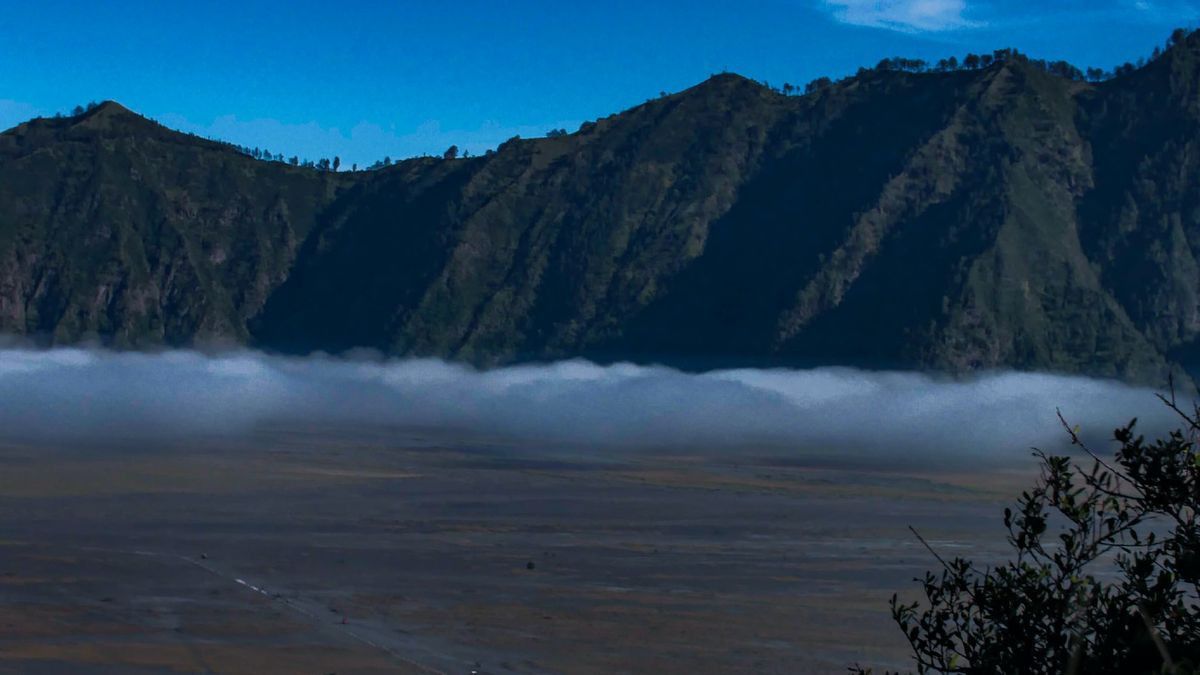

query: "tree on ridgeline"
(805, 77), (832, 94)
(332, 156), (340, 172)
(443, 145), (458, 160)
(934, 57), (959, 72)
(1047, 60), (1084, 81)
(852, 385), (1200, 674)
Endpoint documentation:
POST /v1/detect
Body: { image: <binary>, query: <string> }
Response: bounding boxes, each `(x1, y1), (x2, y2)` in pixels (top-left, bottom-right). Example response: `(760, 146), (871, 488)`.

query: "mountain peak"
(690, 72), (766, 94)
(78, 100), (142, 123)
(72, 100), (166, 135)
(703, 72), (754, 85)
(88, 100), (133, 116)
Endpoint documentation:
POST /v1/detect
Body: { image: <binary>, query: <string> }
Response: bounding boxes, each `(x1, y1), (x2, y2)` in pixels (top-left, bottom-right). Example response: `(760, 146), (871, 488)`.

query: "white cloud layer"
(822, 0), (979, 32)
(0, 346), (1183, 466)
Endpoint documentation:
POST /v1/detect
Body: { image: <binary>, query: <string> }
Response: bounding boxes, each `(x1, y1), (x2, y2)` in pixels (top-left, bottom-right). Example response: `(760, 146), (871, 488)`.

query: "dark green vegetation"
(6, 33), (1200, 384)
(859, 393), (1200, 674)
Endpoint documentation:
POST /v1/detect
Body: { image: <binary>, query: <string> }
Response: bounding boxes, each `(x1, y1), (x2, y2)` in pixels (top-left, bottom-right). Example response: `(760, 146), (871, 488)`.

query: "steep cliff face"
(5, 36), (1200, 384)
(1076, 39), (1200, 377)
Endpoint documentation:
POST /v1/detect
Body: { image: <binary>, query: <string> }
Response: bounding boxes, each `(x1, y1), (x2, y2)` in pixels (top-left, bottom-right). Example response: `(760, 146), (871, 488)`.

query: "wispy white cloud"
(1123, 0), (1200, 20)
(927, 1), (1199, 36)
(822, 0), (980, 32)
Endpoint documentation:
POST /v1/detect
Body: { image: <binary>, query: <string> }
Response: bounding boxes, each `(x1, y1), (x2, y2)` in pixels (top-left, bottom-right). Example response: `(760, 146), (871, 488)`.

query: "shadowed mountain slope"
(6, 36), (1200, 385)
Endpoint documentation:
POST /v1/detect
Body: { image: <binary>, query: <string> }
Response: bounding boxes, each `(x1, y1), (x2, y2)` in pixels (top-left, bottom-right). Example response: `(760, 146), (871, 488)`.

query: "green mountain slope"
(5, 37), (1200, 385)
(0, 102), (353, 344)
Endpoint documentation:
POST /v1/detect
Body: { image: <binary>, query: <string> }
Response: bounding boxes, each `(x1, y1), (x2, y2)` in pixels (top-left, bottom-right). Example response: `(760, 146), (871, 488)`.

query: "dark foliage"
(855, 389), (1200, 673)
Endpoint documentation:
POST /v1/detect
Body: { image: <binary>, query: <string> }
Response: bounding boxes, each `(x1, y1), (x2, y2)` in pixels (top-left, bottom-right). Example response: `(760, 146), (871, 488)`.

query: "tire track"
(72, 544), (450, 675)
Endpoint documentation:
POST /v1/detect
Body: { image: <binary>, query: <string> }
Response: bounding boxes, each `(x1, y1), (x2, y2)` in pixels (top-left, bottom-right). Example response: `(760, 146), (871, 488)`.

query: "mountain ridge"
(4, 36), (1200, 386)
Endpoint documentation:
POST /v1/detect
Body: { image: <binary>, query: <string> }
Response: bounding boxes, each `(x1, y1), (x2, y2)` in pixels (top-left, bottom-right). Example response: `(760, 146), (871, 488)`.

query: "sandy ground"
(0, 429), (1031, 673)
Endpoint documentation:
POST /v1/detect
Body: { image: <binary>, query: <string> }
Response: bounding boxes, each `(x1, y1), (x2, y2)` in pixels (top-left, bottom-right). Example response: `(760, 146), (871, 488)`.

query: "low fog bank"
(0, 346), (1185, 465)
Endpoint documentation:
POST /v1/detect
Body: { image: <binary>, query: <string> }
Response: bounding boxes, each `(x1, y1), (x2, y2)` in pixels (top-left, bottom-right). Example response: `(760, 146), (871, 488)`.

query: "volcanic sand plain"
(0, 428), (1029, 673)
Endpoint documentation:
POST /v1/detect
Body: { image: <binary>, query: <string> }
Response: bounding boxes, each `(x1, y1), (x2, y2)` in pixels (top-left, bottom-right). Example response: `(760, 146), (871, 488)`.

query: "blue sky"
(1, 0), (1197, 166)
